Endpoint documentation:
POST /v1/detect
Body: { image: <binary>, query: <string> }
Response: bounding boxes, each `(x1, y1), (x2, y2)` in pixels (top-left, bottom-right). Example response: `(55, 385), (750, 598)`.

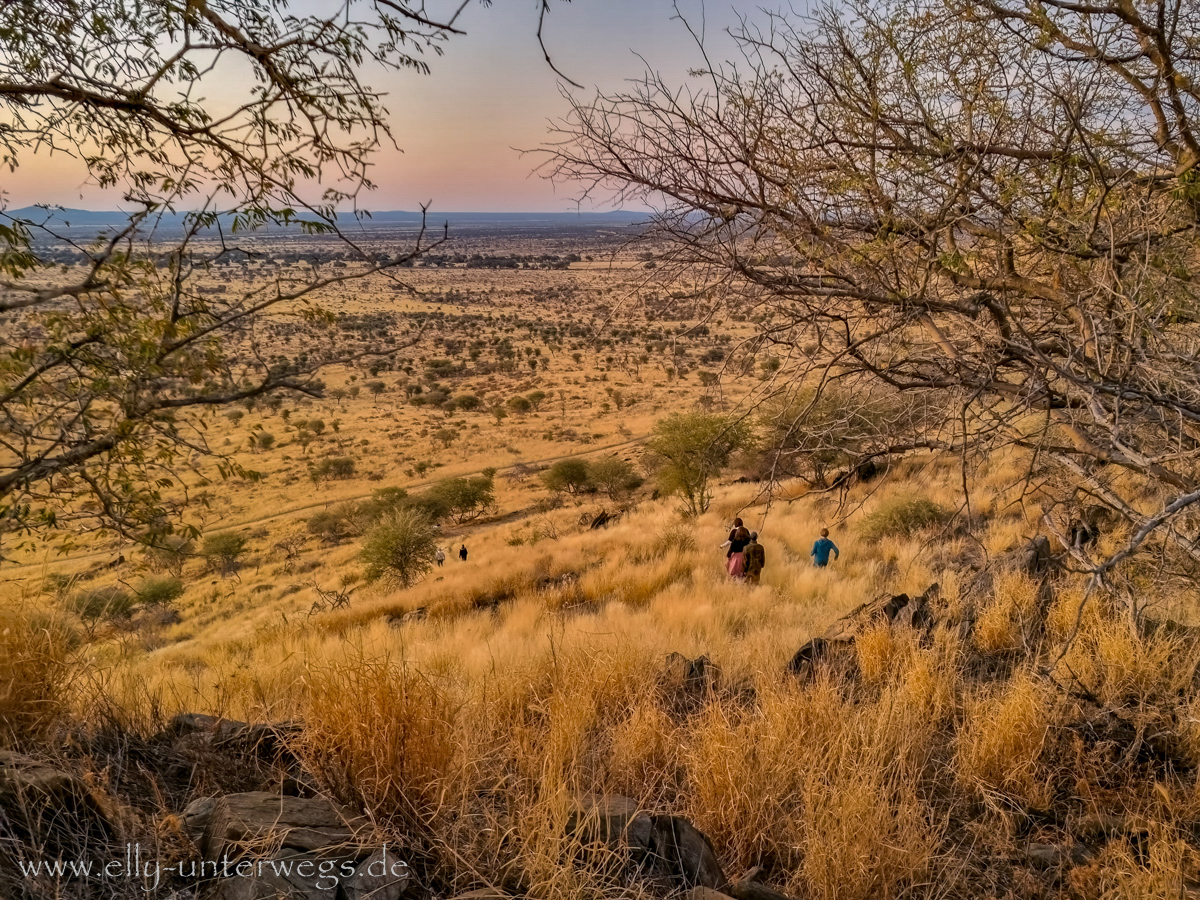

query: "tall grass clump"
(299, 654), (456, 829)
(0, 604), (82, 748)
(859, 495), (944, 542)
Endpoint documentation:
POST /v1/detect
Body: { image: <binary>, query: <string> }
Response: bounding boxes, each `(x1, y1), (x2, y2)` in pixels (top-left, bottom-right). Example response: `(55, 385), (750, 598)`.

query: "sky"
(5, 0), (764, 213)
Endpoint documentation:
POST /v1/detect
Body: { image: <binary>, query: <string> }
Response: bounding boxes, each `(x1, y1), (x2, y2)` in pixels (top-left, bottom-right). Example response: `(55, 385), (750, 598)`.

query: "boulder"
(168, 713), (301, 760)
(659, 653), (721, 714)
(344, 847), (413, 900)
(566, 795), (728, 891)
(0, 751), (113, 853)
(196, 791), (367, 860)
(205, 849), (357, 900)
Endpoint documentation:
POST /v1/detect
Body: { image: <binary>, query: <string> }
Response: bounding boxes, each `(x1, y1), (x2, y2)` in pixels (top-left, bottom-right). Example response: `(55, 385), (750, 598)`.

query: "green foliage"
(312, 457), (356, 480)
(541, 458), (593, 495)
(526, 390), (547, 411)
(201, 531), (249, 575)
(137, 577), (185, 606)
(506, 395), (533, 415)
(433, 427), (457, 449)
(646, 412), (754, 516)
(588, 455), (644, 499)
(359, 509), (438, 588)
(65, 586), (136, 622)
(141, 534), (194, 577)
(859, 495), (945, 542)
(454, 393), (482, 411)
(426, 474), (496, 524)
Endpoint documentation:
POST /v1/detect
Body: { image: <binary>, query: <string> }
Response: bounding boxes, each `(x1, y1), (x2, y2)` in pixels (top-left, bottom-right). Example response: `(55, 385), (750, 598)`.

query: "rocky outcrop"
(0, 750), (114, 856)
(185, 791), (367, 860)
(567, 794), (728, 892)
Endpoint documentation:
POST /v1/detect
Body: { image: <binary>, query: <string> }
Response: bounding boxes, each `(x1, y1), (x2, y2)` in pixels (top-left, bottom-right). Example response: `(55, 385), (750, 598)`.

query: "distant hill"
(3, 206), (649, 232)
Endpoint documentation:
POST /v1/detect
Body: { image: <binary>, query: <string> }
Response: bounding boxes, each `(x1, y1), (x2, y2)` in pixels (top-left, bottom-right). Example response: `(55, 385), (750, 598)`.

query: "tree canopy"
(553, 0), (1200, 597)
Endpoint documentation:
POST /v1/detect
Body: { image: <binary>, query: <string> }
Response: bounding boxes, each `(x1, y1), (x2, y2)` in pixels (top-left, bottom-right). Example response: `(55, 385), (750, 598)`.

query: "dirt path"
(2, 435), (648, 574)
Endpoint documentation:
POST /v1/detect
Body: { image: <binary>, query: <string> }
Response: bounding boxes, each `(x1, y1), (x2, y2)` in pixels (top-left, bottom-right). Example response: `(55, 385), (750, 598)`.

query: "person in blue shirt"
(811, 528), (839, 567)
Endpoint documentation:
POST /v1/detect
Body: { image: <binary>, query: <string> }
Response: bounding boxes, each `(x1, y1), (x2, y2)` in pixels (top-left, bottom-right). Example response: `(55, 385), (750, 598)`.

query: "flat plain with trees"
(7, 0), (1200, 898)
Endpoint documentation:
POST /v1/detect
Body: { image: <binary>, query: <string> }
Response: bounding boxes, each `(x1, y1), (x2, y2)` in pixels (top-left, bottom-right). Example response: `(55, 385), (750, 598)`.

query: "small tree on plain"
(646, 413), (754, 516)
(588, 456), (644, 500)
(201, 532), (249, 577)
(541, 458), (593, 495)
(359, 509), (438, 588)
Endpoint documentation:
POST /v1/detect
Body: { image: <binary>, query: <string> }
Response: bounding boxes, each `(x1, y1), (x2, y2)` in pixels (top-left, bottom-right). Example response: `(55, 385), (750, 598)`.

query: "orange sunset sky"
(4, 0), (762, 213)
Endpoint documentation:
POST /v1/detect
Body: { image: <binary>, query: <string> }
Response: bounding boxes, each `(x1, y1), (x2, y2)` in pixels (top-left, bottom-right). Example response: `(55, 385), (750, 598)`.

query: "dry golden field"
(6, 228), (1200, 900)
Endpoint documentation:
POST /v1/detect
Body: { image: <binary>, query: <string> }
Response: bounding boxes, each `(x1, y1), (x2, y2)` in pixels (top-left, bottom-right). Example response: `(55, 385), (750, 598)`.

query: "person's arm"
(832, 541), (840, 560)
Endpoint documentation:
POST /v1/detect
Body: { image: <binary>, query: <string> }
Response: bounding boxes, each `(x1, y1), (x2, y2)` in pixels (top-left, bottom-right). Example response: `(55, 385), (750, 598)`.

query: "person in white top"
(435, 548), (446, 567)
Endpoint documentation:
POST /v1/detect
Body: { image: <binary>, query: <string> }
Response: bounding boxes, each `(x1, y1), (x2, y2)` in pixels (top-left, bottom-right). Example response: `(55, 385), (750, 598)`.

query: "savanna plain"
(5, 223), (1200, 900)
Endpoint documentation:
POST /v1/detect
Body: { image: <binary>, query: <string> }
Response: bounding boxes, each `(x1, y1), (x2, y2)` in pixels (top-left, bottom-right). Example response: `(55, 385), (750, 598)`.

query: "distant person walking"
(811, 529), (839, 568)
(459, 544), (468, 562)
(435, 548), (446, 568)
(725, 517), (752, 579)
(743, 532), (766, 584)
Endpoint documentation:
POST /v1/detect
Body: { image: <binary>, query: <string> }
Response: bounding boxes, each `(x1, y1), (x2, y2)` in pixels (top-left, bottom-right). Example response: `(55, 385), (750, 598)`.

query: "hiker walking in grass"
(811, 528), (839, 568)
(435, 548), (446, 568)
(459, 544), (468, 562)
(724, 517), (752, 579)
(743, 532), (765, 584)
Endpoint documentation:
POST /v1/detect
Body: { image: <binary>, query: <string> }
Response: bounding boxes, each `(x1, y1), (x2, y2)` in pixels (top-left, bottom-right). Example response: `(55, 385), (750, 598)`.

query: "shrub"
(141, 534), (193, 576)
(0, 605), (80, 748)
(359, 509), (438, 588)
(541, 458), (593, 495)
(506, 395), (532, 415)
(646, 412), (755, 516)
(201, 531), (248, 575)
(859, 495), (945, 542)
(137, 576), (185, 607)
(425, 474), (495, 524)
(65, 585), (136, 622)
(588, 455), (644, 499)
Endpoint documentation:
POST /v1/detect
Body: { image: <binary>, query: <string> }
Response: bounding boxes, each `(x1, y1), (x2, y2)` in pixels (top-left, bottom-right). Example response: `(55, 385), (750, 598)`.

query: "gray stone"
(565, 793), (644, 847)
(183, 796), (219, 846)
(0, 750), (113, 850)
(206, 850), (356, 900)
(198, 792), (367, 860)
(345, 848), (413, 900)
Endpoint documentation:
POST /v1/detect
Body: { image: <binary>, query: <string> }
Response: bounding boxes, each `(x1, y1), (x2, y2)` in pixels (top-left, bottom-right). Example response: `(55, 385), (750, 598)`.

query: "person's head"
(733, 517), (743, 527)
(820, 528), (829, 537)
(749, 532), (758, 541)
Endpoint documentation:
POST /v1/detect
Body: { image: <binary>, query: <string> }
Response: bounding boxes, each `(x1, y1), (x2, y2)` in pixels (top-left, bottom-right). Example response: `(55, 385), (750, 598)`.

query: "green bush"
(541, 458), (593, 495)
(307, 508), (349, 544)
(359, 509), (438, 588)
(859, 495), (945, 542)
(65, 585), (136, 622)
(588, 455), (644, 499)
(201, 531), (248, 575)
(137, 577), (185, 606)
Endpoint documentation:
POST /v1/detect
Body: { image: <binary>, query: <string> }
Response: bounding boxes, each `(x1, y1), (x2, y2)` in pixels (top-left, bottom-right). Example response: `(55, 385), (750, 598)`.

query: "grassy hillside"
(6, 445), (1200, 899)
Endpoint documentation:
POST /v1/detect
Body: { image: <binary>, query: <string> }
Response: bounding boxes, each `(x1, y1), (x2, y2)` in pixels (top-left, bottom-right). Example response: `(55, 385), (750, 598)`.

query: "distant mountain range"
(4, 206), (649, 231)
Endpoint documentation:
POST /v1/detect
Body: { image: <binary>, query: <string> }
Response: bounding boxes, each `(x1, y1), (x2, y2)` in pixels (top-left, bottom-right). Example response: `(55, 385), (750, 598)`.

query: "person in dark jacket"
(459, 544), (468, 562)
(725, 517), (752, 578)
(743, 532), (766, 584)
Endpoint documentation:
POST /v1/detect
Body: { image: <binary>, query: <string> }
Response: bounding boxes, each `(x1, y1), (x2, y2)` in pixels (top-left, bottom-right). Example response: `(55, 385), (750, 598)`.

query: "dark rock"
(183, 795), (220, 846)
(345, 847), (413, 900)
(659, 653), (721, 714)
(630, 813), (728, 891)
(206, 849), (357, 900)
(786, 636), (856, 681)
(566, 793), (644, 847)
(0, 751), (114, 855)
(566, 795), (727, 891)
(196, 792), (367, 861)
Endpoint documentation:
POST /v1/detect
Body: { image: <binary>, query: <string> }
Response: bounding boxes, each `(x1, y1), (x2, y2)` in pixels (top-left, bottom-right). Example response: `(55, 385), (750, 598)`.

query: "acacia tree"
(0, 0), (570, 559)
(552, 0), (1200, 607)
